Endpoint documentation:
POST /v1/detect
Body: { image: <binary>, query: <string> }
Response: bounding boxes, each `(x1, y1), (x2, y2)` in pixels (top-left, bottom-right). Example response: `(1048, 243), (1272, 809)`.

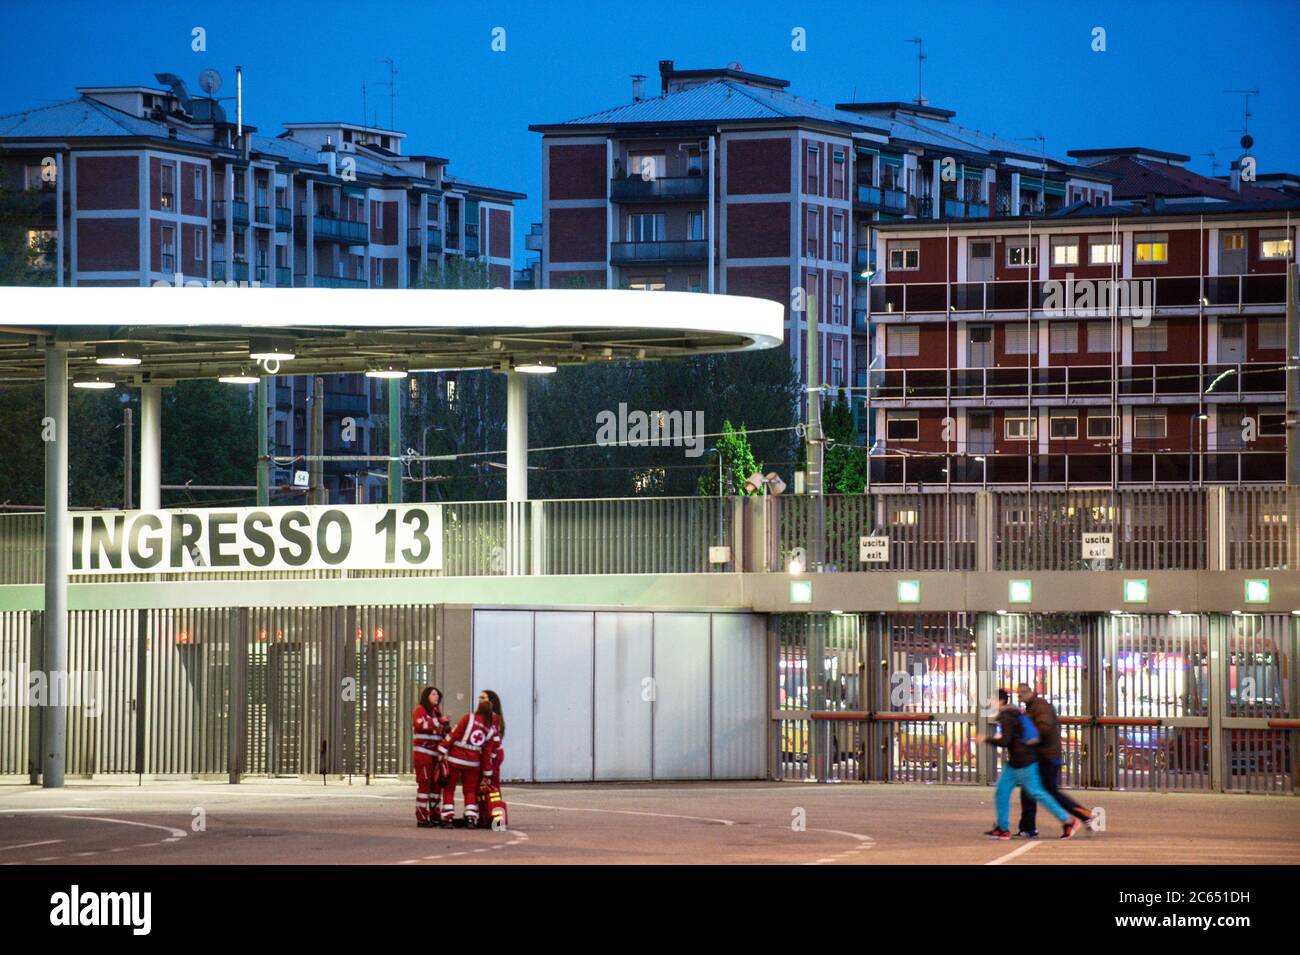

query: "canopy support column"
(139, 384), (162, 511)
(42, 343), (69, 788)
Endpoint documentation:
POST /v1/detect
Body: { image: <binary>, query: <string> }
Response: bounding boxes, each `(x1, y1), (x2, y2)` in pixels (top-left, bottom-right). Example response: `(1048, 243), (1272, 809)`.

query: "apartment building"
(864, 149), (1298, 488)
(530, 60), (1115, 402)
(0, 73), (523, 501)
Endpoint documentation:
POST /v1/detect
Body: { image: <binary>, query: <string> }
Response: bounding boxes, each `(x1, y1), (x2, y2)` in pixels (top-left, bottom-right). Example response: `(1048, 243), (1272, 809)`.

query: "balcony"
(211, 260), (250, 283)
(856, 184), (908, 214)
(407, 227), (422, 249)
(274, 387), (293, 411)
(942, 197), (989, 218)
(863, 362), (1285, 404)
(298, 215), (367, 244)
(610, 175), (708, 202)
(312, 274), (367, 289)
(275, 266), (291, 287)
(427, 226), (443, 252)
(868, 274), (1290, 317)
(853, 308), (870, 334)
(214, 200), (249, 228)
(610, 240), (707, 265)
(325, 391), (369, 416)
(274, 207), (292, 231)
(464, 235), (480, 257)
(254, 205), (272, 226)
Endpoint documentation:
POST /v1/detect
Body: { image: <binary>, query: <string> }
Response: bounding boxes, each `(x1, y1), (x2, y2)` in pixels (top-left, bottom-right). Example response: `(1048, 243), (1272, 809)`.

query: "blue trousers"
(995, 762), (1069, 830)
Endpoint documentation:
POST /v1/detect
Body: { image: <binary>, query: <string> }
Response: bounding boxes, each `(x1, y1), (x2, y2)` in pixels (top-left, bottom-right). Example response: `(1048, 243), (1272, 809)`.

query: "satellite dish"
(198, 69), (222, 96)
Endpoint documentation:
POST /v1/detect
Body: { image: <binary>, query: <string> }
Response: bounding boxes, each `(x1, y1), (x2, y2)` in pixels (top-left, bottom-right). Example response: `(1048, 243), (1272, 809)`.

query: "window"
(1222, 232), (1245, 251)
(628, 276), (666, 291)
(1259, 317), (1285, 350)
(1050, 236), (1079, 266)
(160, 163), (175, 210)
(1005, 324), (1032, 355)
(1049, 322), (1078, 353)
(805, 208), (821, 257)
(805, 144), (820, 193)
(887, 324), (920, 357)
(193, 169), (204, 202)
(1087, 321), (1113, 353)
(970, 325), (992, 344)
(1006, 241), (1037, 267)
(1134, 409), (1167, 439)
(831, 212), (845, 261)
(24, 163), (51, 191)
(160, 225), (175, 273)
(688, 211), (703, 241)
(627, 213), (664, 242)
(193, 226), (203, 261)
(374, 203), (384, 230)
(1135, 232), (1169, 264)
(1005, 416), (1037, 440)
(831, 275), (844, 326)
(1132, 319), (1168, 353)
(1088, 236), (1120, 265)
(686, 150), (702, 176)
(969, 240), (992, 259)
(1087, 414), (1115, 439)
(1049, 415), (1079, 439)
(831, 149), (846, 198)
(886, 411), (919, 441)
(1259, 412), (1286, 437)
(889, 244), (919, 270)
(830, 339), (844, 387)
(1260, 230), (1294, 259)
(627, 153), (664, 180)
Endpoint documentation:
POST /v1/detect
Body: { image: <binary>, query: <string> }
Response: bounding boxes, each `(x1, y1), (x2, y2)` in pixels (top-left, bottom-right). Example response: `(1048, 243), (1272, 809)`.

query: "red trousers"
(441, 764), (480, 822)
(414, 754), (440, 823)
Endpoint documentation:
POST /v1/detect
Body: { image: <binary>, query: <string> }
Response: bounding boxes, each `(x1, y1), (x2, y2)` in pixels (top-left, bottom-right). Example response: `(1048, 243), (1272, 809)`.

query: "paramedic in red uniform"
(479, 689), (506, 828)
(411, 686), (449, 828)
(437, 691), (500, 828)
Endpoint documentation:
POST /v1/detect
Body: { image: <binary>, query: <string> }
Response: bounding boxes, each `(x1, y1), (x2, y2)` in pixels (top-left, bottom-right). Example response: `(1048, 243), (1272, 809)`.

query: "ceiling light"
(95, 343), (142, 366)
(366, 363), (408, 379)
(219, 367), (260, 384)
(73, 375), (116, 390)
(514, 361), (557, 375)
(248, 337), (296, 361)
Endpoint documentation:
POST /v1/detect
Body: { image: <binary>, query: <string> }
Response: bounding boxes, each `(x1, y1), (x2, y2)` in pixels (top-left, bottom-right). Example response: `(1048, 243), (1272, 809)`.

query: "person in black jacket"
(979, 688), (1081, 840)
(1016, 682), (1095, 837)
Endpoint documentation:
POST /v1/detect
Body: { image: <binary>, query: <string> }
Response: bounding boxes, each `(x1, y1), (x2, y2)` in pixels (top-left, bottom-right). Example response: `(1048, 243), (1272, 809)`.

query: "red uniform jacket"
(438, 712), (500, 777)
(411, 705), (450, 761)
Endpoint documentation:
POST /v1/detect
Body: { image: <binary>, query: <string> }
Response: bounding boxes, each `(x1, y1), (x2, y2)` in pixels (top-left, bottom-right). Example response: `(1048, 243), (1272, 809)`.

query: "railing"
(610, 240), (707, 265)
(213, 200), (249, 226)
(866, 451), (1286, 488)
(274, 206), (292, 231)
(610, 176), (708, 202)
(942, 197), (989, 218)
(864, 362), (1285, 402)
(313, 274), (366, 289)
(275, 266), (291, 287)
(427, 226), (443, 252)
(464, 235), (480, 257)
(869, 274), (1289, 315)
(254, 205), (271, 225)
(324, 391), (369, 416)
(1, 488), (1295, 585)
(299, 215), (367, 243)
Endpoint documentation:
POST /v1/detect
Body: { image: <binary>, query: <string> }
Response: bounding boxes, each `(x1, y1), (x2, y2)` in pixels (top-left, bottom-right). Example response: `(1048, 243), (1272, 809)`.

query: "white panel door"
(472, 610), (534, 782)
(533, 611), (594, 781)
(710, 614), (767, 778)
(652, 613), (711, 778)
(594, 612), (653, 779)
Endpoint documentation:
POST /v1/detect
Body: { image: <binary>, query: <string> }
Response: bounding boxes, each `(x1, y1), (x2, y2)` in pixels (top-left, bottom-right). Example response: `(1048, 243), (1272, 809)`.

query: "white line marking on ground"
(396, 829), (529, 865)
(0, 813), (188, 865)
(511, 801), (734, 826)
(985, 841), (1041, 865)
(0, 840), (63, 852)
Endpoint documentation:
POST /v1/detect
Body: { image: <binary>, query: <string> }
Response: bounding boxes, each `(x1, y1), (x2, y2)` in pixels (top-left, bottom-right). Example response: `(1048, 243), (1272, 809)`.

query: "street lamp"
(1188, 412), (1209, 485)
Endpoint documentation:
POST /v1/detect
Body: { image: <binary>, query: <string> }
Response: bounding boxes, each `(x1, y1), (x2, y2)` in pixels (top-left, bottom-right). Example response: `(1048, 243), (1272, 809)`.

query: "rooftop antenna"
(362, 81), (368, 131)
(1225, 87), (1260, 138)
(907, 38), (927, 106)
(379, 58), (397, 130)
(235, 65), (243, 139)
(1018, 132), (1047, 204)
(1201, 151), (1220, 176)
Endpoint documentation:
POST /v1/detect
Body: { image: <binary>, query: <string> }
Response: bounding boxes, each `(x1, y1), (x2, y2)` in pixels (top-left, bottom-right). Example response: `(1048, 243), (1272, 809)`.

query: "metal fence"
(1, 487), (1295, 583)
(770, 611), (1297, 795)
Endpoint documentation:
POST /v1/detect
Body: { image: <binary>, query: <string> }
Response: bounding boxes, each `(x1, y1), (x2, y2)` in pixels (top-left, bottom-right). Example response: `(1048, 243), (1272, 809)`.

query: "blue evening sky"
(2, 0), (1297, 261)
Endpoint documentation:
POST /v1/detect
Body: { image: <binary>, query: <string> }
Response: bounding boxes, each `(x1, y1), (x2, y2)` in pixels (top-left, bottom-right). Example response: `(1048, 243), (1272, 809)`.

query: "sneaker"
(983, 827), (1011, 840)
(1015, 830), (1039, 839)
(416, 820), (435, 829)
(1061, 819), (1081, 839)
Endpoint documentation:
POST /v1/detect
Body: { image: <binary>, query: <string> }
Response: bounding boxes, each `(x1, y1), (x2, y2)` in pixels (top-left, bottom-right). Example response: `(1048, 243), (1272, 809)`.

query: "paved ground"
(0, 778), (1296, 865)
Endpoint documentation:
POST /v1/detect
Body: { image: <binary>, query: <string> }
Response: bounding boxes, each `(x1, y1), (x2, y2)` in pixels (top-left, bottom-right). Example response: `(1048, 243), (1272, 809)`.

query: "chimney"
(631, 74), (646, 102)
(1230, 159), (1242, 193)
(658, 59), (675, 95)
(319, 136), (338, 178)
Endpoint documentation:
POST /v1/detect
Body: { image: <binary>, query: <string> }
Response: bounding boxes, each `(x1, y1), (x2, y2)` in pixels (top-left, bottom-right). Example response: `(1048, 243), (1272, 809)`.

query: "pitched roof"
(531, 79), (889, 135)
(0, 96), (211, 145)
(1086, 155), (1279, 201)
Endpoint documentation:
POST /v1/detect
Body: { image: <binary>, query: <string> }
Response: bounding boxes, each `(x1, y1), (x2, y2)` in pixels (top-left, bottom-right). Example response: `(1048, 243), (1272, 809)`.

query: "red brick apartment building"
(0, 73), (523, 502)
(866, 148), (1298, 488)
(530, 60), (1116, 399)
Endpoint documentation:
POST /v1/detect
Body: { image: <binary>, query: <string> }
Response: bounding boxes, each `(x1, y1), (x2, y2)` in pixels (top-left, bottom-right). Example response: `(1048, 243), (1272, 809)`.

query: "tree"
(823, 388), (868, 494)
(697, 420), (762, 496)
(0, 167), (56, 286)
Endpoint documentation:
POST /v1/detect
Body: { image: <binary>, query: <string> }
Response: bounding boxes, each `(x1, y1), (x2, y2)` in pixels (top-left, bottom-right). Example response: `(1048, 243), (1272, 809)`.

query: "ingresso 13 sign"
(69, 504), (444, 574)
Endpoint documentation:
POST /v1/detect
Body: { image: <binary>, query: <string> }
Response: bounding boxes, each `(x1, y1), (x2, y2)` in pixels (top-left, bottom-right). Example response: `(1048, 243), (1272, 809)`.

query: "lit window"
(1088, 236), (1120, 264)
(1050, 236), (1079, 266)
(1135, 233), (1169, 264)
(1260, 231), (1294, 259)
